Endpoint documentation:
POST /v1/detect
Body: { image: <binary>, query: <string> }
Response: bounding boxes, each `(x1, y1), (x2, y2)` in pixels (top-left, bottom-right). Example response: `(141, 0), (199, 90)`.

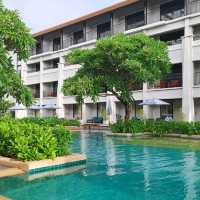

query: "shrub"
(19, 117), (80, 127)
(0, 118), (71, 161)
(110, 120), (200, 136)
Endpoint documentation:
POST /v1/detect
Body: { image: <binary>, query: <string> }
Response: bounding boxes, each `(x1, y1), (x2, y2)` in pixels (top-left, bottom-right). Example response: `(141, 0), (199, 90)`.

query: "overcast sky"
(4, 0), (122, 34)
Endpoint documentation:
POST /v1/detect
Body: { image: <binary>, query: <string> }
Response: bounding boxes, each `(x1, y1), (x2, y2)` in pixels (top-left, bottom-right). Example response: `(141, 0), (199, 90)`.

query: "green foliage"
(0, 2), (35, 114)
(19, 117), (80, 127)
(0, 118), (71, 161)
(110, 120), (200, 136)
(63, 33), (171, 119)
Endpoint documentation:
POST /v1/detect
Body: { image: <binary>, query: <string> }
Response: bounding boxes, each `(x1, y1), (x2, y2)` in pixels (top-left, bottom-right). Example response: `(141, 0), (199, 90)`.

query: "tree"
(62, 33), (171, 120)
(0, 0), (35, 115)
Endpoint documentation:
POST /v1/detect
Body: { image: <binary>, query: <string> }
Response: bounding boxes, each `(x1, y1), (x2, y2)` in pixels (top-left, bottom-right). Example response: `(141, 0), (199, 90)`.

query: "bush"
(110, 120), (200, 136)
(19, 117), (80, 127)
(0, 118), (71, 161)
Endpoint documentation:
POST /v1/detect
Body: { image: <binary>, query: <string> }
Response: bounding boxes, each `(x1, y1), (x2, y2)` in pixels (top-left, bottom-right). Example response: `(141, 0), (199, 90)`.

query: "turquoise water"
(1, 132), (200, 200)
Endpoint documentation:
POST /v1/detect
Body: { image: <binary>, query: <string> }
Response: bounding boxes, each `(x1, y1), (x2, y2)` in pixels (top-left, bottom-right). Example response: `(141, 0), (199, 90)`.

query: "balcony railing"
(150, 73), (182, 89)
(165, 38), (182, 46)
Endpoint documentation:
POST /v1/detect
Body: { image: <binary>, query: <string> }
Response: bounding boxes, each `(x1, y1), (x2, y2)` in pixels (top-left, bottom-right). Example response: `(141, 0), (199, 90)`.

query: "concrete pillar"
(182, 18), (194, 122)
(56, 56), (65, 118)
(106, 95), (117, 124)
(81, 103), (87, 124)
(143, 82), (151, 119)
(39, 59), (44, 117)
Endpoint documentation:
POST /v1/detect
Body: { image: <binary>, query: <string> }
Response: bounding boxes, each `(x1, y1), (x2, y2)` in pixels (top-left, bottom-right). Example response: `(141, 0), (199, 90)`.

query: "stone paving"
(0, 165), (24, 178)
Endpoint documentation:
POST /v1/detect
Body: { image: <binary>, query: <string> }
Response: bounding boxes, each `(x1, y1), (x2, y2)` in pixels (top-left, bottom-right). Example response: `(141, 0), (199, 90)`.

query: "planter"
(0, 154), (86, 173)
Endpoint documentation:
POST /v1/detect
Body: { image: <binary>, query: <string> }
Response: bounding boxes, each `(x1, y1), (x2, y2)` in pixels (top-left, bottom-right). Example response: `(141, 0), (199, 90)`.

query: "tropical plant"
(0, 1), (35, 115)
(0, 117), (71, 161)
(63, 33), (171, 120)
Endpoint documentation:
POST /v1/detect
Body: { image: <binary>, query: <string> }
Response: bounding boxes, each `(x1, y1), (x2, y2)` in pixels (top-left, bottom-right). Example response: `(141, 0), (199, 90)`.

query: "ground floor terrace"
(12, 95), (200, 123)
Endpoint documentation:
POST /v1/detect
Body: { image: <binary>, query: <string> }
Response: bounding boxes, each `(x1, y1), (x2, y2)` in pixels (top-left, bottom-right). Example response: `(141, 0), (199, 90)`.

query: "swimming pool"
(1, 132), (200, 200)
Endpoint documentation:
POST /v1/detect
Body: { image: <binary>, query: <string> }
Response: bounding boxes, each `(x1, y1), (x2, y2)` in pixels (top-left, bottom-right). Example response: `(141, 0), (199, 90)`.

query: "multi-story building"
(13, 0), (200, 123)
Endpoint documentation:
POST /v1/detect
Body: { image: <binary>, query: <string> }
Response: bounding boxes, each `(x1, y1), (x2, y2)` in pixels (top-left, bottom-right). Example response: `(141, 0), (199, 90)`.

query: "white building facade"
(14, 0), (200, 123)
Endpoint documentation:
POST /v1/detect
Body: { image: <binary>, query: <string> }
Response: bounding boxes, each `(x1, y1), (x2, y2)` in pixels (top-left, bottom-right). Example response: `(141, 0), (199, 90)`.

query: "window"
(160, 100), (174, 119)
(28, 84), (40, 98)
(43, 81), (58, 97)
(73, 30), (85, 45)
(125, 11), (145, 30)
(27, 63), (40, 73)
(160, 0), (185, 21)
(193, 25), (200, 41)
(159, 30), (184, 45)
(36, 41), (42, 54)
(97, 22), (111, 39)
(53, 37), (61, 51)
(44, 58), (59, 70)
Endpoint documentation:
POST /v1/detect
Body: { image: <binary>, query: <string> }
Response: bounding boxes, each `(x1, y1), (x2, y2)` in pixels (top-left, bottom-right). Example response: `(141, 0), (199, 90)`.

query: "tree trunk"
(124, 103), (131, 121)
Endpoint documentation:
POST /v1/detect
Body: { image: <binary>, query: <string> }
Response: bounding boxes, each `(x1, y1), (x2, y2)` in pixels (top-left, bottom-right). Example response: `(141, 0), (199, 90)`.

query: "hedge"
(0, 118), (71, 161)
(19, 117), (80, 127)
(110, 120), (200, 136)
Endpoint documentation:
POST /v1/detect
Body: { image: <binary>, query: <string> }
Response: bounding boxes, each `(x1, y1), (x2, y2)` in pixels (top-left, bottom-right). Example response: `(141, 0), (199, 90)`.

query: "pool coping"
(106, 132), (200, 140)
(0, 196), (11, 200)
(0, 154), (86, 173)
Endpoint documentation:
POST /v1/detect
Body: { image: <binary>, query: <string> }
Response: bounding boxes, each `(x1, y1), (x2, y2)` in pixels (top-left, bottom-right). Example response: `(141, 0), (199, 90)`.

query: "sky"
(4, 0), (123, 34)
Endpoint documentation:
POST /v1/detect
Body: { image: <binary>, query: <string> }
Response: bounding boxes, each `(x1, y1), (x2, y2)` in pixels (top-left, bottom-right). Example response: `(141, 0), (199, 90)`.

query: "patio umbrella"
(139, 99), (169, 106)
(9, 104), (26, 111)
(139, 99), (170, 120)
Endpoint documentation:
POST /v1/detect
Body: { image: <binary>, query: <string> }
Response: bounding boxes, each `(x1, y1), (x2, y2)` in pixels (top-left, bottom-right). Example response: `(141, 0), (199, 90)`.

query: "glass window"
(125, 11), (145, 30)
(97, 22), (111, 39)
(160, 0), (185, 21)
(73, 30), (85, 45)
(53, 37), (61, 51)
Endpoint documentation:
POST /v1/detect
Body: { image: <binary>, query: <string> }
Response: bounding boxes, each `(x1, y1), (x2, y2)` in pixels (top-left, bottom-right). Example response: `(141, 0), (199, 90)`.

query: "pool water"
(1, 132), (200, 200)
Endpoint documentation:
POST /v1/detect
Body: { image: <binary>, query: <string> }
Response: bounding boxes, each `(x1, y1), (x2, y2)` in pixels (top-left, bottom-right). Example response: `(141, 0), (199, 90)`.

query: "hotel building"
(13, 0), (200, 123)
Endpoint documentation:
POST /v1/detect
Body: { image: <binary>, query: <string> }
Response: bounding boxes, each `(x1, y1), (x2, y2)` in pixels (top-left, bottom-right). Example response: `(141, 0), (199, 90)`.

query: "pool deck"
(0, 165), (24, 178)
(0, 154), (86, 176)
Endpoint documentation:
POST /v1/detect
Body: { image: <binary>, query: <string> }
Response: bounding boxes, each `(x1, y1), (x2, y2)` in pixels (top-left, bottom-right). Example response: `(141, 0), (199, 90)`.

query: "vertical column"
(20, 61), (28, 118)
(81, 103), (87, 124)
(143, 82), (151, 119)
(182, 18), (194, 122)
(106, 95), (117, 124)
(39, 59), (44, 117)
(56, 56), (65, 118)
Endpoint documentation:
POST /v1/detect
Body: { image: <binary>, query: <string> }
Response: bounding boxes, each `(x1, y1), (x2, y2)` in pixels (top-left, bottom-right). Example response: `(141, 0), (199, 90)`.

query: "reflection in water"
(183, 152), (197, 200)
(143, 147), (150, 192)
(1, 132), (200, 200)
(104, 136), (117, 176)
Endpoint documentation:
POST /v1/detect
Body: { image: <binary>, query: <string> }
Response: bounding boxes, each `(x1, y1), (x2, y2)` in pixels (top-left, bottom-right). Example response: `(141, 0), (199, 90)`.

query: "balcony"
(43, 82), (58, 97)
(194, 72), (200, 86)
(125, 11), (145, 31)
(159, 30), (184, 46)
(53, 37), (61, 51)
(44, 58), (59, 70)
(97, 22), (111, 39)
(27, 63), (40, 73)
(28, 84), (40, 98)
(160, 0), (185, 21)
(150, 73), (182, 89)
(72, 30), (85, 45)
